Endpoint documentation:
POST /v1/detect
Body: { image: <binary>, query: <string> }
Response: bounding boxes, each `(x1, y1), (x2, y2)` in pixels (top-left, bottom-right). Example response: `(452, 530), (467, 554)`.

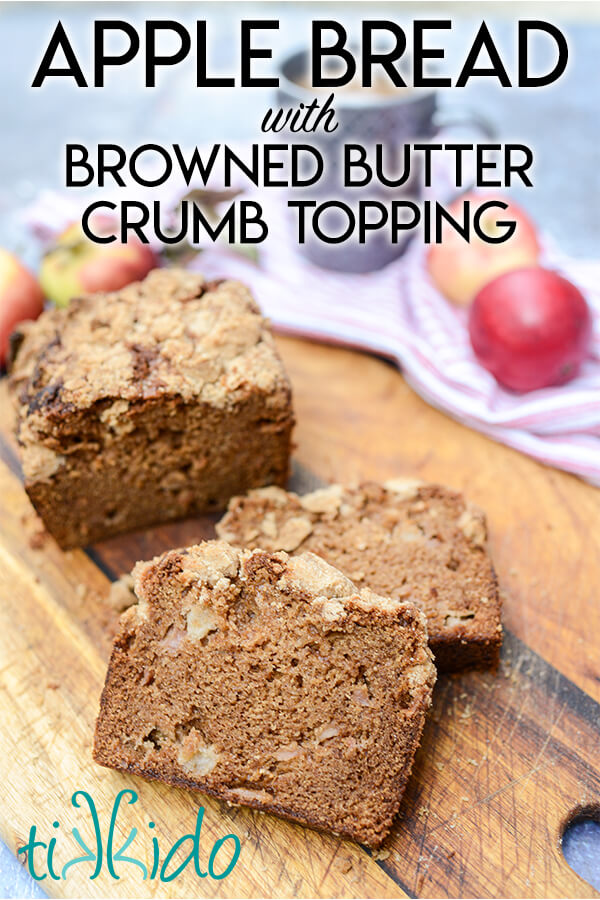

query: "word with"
(261, 93), (338, 134)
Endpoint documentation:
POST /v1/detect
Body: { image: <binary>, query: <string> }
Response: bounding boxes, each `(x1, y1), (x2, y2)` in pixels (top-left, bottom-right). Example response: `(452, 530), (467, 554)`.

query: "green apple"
(39, 222), (158, 308)
(0, 249), (44, 367)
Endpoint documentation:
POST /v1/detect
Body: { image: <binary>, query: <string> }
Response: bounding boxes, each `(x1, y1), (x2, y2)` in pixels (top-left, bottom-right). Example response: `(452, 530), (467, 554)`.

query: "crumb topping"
(132, 540), (416, 626)
(216, 481), (501, 658)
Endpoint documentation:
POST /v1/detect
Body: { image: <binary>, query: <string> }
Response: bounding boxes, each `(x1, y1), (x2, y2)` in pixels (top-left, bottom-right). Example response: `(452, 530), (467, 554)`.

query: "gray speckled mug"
(276, 48), (492, 273)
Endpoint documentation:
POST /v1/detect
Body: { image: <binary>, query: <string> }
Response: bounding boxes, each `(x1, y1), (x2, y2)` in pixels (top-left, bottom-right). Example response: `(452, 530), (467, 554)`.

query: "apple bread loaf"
(93, 540), (436, 847)
(217, 481), (502, 672)
(8, 269), (294, 548)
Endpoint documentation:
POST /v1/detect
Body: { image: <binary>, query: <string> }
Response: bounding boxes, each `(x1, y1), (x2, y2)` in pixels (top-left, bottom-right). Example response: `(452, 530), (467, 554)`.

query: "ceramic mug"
(276, 48), (494, 273)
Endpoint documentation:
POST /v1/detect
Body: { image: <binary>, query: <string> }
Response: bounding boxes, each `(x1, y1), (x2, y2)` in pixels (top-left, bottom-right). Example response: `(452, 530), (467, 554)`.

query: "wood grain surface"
(0, 336), (599, 898)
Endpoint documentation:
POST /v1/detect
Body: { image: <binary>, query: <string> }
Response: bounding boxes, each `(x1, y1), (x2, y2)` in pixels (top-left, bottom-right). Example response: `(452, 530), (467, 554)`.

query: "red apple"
(0, 249), (44, 368)
(426, 192), (540, 307)
(469, 267), (592, 392)
(39, 221), (158, 307)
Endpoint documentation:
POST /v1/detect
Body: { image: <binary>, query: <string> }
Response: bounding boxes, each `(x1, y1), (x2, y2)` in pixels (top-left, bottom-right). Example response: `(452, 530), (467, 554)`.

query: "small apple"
(0, 249), (44, 368)
(469, 266), (592, 392)
(426, 192), (540, 307)
(39, 220), (158, 308)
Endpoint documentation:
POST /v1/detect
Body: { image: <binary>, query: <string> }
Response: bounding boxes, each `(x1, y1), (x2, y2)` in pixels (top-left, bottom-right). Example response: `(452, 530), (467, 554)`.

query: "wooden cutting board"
(1, 335), (599, 899)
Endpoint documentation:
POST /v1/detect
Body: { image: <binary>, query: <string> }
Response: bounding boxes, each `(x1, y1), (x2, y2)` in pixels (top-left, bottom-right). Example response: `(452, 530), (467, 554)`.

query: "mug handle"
(433, 107), (496, 141)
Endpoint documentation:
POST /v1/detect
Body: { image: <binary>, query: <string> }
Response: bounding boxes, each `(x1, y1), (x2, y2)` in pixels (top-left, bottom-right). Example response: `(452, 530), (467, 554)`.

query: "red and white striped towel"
(24, 186), (600, 486)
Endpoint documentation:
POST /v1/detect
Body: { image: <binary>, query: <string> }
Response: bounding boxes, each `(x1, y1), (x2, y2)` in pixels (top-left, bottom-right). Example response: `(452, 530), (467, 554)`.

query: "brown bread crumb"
(217, 480), (502, 672)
